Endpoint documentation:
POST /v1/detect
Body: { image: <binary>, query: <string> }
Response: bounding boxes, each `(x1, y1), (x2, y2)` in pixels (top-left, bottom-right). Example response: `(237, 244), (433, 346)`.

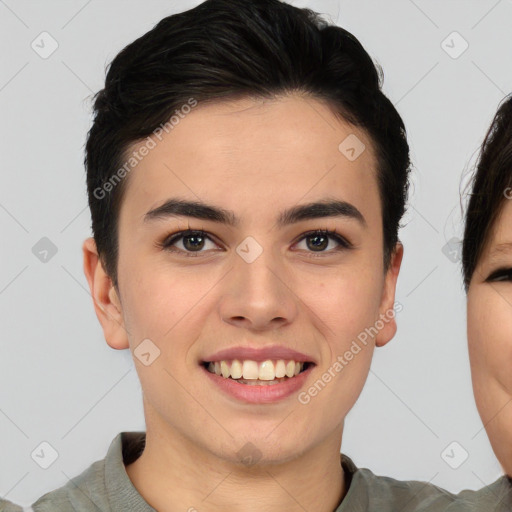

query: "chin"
(215, 437), (305, 467)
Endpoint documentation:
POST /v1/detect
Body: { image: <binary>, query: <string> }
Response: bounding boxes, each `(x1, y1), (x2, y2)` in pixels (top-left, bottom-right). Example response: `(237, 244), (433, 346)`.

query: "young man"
(3, 0), (504, 510)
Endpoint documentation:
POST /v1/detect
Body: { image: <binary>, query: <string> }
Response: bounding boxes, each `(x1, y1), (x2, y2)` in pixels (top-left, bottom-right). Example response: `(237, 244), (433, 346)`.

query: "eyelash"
(486, 268), (512, 282)
(159, 228), (352, 258)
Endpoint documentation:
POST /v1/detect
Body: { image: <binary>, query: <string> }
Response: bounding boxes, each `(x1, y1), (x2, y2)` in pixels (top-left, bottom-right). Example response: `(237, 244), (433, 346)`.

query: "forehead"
(481, 199), (512, 262)
(120, 94), (380, 223)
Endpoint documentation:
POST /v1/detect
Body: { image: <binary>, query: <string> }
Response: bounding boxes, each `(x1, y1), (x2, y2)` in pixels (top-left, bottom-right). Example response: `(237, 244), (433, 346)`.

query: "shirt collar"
(105, 431), (156, 512)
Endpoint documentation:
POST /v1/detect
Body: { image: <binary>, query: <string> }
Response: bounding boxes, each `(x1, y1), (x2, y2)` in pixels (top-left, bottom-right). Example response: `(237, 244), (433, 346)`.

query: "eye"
(160, 229), (220, 256)
(293, 229), (352, 255)
(486, 268), (512, 282)
(159, 228), (352, 257)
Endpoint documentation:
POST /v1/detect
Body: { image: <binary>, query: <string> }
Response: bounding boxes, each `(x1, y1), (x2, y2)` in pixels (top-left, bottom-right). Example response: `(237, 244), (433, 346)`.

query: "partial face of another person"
(468, 198), (512, 476)
(85, 94), (402, 466)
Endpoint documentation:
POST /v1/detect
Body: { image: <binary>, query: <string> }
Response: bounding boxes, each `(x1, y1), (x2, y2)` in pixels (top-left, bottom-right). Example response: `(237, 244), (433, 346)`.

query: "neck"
(126, 411), (346, 512)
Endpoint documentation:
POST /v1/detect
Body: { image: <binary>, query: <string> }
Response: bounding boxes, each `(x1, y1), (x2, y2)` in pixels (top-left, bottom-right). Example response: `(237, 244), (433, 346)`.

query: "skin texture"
(83, 94), (403, 512)
(468, 198), (512, 477)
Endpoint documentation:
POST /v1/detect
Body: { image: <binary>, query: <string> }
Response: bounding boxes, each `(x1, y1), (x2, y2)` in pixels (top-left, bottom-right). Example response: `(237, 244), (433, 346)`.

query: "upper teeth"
(207, 360), (305, 380)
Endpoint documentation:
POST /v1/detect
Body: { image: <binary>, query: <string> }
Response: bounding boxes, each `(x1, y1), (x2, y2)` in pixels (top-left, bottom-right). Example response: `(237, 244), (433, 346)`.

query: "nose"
(218, 244), (299, 332)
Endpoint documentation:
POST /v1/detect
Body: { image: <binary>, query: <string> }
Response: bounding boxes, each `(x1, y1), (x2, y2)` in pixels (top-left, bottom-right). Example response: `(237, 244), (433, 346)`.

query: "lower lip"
(202, 364), (314, 404)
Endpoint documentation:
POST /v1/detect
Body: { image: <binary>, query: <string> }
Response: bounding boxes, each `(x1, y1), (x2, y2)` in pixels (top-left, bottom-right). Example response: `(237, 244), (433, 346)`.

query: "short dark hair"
(85, 0), (410, 285)
(462, 94), (512, 291)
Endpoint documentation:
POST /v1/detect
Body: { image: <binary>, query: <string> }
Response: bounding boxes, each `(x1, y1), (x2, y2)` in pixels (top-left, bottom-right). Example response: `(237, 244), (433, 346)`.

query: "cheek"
(119, 260), (207, 344)
(302, 268), (383, 353)
(468, 291), (512, 395)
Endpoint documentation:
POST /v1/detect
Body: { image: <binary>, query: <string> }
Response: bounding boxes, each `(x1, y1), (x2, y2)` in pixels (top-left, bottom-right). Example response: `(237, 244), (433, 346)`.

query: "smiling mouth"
(202, 359), (313, 385)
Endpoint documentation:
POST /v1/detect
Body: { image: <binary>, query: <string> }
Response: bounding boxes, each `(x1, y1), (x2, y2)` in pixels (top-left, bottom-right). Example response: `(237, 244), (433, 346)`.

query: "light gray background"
(0, 0), (509, 506)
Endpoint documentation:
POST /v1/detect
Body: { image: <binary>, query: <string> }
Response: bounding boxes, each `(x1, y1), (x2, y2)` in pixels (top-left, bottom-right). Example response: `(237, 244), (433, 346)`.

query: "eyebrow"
(144, 197), (367, 228)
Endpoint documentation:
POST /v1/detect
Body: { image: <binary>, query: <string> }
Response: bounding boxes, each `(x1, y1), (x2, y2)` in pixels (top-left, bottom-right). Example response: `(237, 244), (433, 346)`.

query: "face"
(84, 95), (402, 466)
(468, 198), (512, 476)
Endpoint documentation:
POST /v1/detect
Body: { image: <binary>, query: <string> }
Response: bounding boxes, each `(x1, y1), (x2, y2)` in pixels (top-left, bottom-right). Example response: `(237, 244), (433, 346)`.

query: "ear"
(375, 242), (404, 348)
(82, 237), (129, 350)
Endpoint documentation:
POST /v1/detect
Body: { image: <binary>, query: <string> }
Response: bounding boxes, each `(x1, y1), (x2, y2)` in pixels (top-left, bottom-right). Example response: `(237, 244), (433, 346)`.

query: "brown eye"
(162, 230), (218, 255)
(182, 233), (206, 251)
(306, 233), (329, 251)
(295, 229), (351, 254)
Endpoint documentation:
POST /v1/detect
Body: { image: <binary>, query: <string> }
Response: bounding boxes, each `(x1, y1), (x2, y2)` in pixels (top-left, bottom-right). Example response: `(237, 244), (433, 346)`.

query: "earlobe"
(375, 242), (404, 348)
(82, 237), (129, 350)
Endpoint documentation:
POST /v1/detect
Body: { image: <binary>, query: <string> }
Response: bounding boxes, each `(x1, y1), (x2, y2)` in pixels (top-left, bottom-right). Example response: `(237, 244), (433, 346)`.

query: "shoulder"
(341, 455), (512, 511)
(29, 433), (130, 512)
(457, 475), (512, 511)
(29, 431), (146, 512)
(30, 457), (109, 512)
(340, 455), (463, 511)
